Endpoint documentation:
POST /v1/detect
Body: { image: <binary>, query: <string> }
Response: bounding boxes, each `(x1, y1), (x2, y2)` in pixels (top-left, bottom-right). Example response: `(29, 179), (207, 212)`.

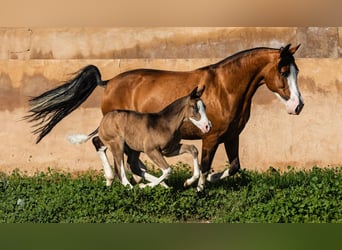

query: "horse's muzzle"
(286, 99), (304, 115)
(295, 101), (304, 115)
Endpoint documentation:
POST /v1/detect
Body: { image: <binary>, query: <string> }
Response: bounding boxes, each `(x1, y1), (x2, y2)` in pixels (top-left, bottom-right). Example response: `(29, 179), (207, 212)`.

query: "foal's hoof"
(105, 179), (113, 186)
(139, 182), (169, 189)
(139, 183), (147, 189)
(196, 185), (204, 192)
(183, 180), (190, 188)
(131, 174), (143, 185)
(160, 182), (169, 188)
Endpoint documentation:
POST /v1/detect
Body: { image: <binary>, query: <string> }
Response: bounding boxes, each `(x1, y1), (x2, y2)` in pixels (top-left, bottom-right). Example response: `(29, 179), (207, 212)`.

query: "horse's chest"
(227, 107), (251, 136)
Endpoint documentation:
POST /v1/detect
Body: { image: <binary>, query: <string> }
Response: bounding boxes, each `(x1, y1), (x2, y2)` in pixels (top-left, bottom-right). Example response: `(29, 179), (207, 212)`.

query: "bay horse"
(67, 87), (211, 189)
(25, 44), (304, 191)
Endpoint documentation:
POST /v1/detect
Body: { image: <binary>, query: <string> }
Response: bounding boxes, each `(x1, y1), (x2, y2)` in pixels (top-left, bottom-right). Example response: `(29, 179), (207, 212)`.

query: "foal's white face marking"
(275, 64), (304, 115)
(189, 100), (212, 133)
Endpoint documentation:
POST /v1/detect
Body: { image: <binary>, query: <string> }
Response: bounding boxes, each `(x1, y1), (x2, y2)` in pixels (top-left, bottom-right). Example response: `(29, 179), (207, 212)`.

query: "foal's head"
(184, 87), (212, 134)
(263, 44), (304, 115)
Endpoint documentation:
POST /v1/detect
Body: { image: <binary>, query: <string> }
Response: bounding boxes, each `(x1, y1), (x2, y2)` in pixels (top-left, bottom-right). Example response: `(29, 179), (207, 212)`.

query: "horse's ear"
(289, 44), (301, 55)
(280, 44), (291, 57)
(190, 86), (205, 99)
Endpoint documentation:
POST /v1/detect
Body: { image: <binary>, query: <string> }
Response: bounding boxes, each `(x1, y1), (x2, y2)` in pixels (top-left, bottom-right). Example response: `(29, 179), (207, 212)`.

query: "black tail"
(24, 65), (108, 143)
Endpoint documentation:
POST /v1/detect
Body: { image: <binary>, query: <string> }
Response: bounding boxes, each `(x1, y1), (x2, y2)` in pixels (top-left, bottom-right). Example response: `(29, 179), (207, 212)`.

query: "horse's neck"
(213, 50), (277, 123)
(218, 50), (276, 103)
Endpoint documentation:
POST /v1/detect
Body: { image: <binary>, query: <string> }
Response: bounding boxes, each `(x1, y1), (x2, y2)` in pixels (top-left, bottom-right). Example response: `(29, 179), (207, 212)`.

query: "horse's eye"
(193, 105), (199, 113)
(280, 71), (290, 78)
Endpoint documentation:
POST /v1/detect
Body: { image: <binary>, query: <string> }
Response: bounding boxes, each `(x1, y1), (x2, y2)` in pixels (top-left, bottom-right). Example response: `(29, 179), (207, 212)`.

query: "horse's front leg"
(197, 138), (220, 192)
(207, 135), (241, 183)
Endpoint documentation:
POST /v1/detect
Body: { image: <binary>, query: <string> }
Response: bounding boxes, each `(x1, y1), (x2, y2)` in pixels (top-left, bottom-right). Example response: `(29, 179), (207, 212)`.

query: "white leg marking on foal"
(146, 167), (171, 188)
(197, 172), (207, 192)
(138, 160), (169, 188)
(184, 157), (200, 187)
(140, 171), (169, 188)
(97, 147), (114, 186)
(120, 160), (133, 189)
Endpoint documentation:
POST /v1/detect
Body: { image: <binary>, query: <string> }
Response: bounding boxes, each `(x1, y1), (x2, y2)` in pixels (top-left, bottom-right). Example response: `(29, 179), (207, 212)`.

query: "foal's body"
(71, 87), (211, 189)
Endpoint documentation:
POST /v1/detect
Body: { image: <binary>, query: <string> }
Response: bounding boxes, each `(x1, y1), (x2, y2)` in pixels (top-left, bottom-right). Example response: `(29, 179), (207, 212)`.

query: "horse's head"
(186, 86), (212, 134)
(264, 44), (304, 115)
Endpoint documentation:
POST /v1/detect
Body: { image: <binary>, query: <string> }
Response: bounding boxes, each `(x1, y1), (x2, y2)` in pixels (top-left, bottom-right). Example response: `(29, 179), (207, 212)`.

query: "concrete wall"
(1, 27), (342, 174)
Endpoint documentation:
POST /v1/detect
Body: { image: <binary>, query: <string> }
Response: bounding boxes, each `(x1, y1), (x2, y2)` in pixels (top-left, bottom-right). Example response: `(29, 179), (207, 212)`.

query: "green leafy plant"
(0, 165), (341, 223)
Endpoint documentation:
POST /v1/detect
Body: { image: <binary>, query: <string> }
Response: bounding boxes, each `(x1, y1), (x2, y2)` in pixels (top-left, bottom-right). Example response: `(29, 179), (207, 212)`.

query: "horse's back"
(101, 68), (206, 115)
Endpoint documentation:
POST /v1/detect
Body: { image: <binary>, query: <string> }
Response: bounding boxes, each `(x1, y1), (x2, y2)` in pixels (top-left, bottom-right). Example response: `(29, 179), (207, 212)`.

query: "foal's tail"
(67, 128), (99, 145)
(24, 65), (108, 144)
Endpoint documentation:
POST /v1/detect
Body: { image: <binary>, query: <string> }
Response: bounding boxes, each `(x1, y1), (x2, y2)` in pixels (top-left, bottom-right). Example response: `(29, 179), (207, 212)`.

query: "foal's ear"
(190, 86), (205, 99)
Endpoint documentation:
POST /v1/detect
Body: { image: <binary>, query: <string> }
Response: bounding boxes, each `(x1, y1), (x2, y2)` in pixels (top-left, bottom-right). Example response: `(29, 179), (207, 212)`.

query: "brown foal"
(68, 87), (211, 189)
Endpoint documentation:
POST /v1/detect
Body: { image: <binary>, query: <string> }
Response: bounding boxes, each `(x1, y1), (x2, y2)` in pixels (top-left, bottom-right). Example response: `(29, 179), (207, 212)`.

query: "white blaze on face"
(189, 100), (212, 133)
(275, 64), (304, 115)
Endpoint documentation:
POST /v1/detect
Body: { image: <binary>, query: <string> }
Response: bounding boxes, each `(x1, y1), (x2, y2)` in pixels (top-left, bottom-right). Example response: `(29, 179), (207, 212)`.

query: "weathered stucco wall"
(1, 27), (342, 174)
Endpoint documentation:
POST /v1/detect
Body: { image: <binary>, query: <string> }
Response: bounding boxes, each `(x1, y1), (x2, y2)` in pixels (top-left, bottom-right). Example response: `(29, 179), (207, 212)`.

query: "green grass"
(0, 164), (341, 223)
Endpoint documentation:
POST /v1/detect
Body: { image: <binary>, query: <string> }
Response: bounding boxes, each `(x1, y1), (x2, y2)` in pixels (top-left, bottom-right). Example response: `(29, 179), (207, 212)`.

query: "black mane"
(198, 46), (279, 70)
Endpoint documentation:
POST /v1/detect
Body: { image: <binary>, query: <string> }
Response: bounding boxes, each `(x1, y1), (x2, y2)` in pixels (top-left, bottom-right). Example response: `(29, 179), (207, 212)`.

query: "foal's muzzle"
(190, 118), (212, 134)
(200, 120), (212, 134)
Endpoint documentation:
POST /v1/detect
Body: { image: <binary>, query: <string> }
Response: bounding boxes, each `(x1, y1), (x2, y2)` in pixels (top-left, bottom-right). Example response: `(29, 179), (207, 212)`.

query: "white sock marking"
(97, 147), (114, 186)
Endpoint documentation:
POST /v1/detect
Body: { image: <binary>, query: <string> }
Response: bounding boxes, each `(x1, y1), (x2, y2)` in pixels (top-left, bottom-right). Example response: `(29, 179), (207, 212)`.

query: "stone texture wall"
(1, 27), (342, 174)
(1, 27), (342, 60)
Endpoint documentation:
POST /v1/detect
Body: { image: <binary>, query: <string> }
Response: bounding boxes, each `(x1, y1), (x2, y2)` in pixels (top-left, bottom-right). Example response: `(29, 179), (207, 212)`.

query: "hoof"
(196, 185), (204, 192)
(160, 182), (169, 188)
(131, 174), (143, 185)
(206, 172), (221, 183)
(183, 179), (191, 188)
(105, 179), (113, 186)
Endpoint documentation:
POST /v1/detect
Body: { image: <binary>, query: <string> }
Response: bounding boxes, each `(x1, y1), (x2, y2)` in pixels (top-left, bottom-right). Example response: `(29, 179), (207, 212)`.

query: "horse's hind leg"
(92, 136), (114, 186)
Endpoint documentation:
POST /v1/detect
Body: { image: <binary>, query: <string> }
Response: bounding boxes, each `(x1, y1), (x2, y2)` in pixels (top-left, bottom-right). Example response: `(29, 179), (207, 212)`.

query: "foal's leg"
(163, 144), (200, 189)
(140, 149), (171, 188)
(181, 145), (200, 188)
(126, 149), (169, 188)
(125, 146), (144, 184)
(92, 136), (114, 186)
(197, 138), (220, 191)
(107, 138), (133, 189)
